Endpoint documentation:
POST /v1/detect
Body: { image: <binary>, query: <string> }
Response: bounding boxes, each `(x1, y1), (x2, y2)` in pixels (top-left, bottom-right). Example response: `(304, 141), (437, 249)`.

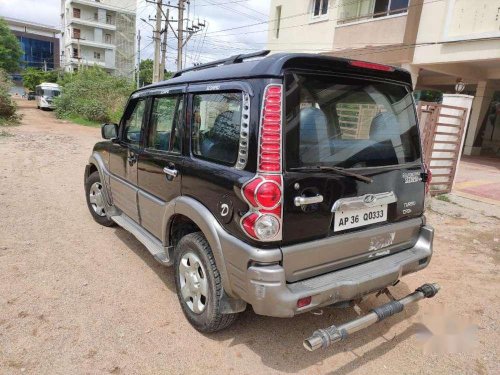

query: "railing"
(416, 102), (468, 195)
(337, 7), (408, 25)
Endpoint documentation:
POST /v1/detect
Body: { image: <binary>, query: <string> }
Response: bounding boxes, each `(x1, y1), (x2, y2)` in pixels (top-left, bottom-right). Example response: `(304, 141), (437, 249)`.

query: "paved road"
(1, 100), (498, 374)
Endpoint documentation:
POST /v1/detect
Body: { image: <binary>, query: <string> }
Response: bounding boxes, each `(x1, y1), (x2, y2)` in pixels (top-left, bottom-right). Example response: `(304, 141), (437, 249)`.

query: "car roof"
(136, 52), (412, 93)
(37, 82), (60, 88)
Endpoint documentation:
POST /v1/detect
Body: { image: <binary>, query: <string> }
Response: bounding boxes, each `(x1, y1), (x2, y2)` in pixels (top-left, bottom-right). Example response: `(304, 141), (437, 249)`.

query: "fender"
(87, 152), (116, 215)
(163, 196), (232, 295)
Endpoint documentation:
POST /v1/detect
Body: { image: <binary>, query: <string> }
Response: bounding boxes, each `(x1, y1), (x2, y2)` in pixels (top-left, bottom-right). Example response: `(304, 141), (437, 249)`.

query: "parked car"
(84, 51), (438, 344)
(27, 91), (36, 100)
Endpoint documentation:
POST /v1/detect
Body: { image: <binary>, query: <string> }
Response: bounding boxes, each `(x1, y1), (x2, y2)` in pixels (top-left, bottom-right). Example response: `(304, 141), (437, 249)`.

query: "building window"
(312, 0), (329, 17)
(105, 33), (112, 44)
(73, 8), (81, 18)
(275, 6), (282, 38)
(338, 0), (409, 24)
(94, 12), (98, 21)
(106, 14), (112, 24)
(73, 28), (80, 39)
(374, 0), (408, 18)
(94, 52), (101, 60)
(73, 48), (78, 58)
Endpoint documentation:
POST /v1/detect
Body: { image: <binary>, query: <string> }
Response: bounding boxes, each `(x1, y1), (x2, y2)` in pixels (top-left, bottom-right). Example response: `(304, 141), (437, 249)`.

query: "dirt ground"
(0, 100), (499, 374)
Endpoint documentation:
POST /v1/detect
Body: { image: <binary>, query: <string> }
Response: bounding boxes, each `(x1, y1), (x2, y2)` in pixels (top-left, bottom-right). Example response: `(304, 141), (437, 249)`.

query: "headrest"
(300, 107), (328, 144)
(212, 110), (241, 140)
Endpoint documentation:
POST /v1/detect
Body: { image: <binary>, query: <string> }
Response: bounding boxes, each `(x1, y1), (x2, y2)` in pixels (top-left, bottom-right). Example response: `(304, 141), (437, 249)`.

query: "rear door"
(137, 91), (185, 239)
(281, 72), (425, 281)
(109, 97), (147, 222)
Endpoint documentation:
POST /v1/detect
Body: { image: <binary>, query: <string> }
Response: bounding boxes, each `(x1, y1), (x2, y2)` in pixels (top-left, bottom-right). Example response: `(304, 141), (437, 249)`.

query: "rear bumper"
(222, 225), (433, 318)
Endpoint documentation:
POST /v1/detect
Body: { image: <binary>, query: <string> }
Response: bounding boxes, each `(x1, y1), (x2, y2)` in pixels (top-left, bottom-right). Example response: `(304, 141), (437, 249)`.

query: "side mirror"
(101, 123), (118, 140)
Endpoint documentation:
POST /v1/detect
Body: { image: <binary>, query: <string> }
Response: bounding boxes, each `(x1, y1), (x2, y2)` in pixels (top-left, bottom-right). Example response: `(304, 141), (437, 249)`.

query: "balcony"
(69, 0), (135, 16)
(69, 16), (116, 31)
(68, 57), (115, 70)
(334, 12), (407, 49)
(67, 37), (115, 50)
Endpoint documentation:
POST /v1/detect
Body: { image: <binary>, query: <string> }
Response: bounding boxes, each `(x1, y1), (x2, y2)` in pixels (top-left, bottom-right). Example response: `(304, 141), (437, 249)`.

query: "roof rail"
(172, 50), (270, 78)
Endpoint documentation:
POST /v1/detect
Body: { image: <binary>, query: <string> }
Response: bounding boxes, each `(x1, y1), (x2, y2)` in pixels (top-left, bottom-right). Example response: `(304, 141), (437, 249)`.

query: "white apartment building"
(267, 0), (500, 157)
(61, 0), (137, 77)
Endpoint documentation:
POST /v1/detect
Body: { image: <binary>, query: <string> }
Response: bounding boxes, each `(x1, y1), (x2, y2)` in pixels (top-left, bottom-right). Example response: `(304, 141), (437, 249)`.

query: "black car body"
(84, 52), (434, 332)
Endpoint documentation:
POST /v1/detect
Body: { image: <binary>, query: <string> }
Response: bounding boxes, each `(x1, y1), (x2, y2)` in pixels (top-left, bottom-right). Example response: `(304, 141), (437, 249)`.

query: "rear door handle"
(163, 167), (178, 178)
(294, 195), (324, 207)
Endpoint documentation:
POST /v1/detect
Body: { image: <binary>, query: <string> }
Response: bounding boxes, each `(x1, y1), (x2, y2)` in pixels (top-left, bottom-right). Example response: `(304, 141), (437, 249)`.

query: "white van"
(35, 82), (61, 110)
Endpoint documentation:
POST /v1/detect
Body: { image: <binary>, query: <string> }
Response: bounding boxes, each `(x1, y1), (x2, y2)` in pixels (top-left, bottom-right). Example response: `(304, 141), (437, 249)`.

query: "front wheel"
(174, 232), (238, 332)
(84, 170), (115, 227)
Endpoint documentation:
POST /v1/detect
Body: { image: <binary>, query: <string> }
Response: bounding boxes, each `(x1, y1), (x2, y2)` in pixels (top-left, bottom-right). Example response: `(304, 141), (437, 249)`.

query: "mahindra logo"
(364, 194), (376, 204)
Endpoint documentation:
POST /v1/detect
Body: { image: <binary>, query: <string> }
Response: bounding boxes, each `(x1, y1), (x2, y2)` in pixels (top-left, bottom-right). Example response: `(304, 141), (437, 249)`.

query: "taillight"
(241, 84), (283, 242)
(349, 60), (395, 72)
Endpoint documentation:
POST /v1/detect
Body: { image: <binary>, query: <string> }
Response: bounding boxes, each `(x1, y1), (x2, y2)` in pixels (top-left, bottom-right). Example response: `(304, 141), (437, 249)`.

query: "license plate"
(334, 204), (387, 232)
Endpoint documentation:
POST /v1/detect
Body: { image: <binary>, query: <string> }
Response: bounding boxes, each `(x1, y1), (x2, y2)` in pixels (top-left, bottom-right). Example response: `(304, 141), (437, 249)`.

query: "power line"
(205, 0), (445, 37)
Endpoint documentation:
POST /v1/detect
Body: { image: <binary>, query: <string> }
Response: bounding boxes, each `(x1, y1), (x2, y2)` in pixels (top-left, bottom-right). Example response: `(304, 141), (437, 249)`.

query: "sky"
(0, 0), (272, 71)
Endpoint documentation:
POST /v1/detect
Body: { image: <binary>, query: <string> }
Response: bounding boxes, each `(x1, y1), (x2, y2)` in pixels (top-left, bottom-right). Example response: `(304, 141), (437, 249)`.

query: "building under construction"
(60, 0), (136, 78)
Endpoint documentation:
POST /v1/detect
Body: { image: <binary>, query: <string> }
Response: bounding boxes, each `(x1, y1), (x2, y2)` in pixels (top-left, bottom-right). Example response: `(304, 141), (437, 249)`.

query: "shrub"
(55, 67), (134, 123)
(0, 68), (18, 123)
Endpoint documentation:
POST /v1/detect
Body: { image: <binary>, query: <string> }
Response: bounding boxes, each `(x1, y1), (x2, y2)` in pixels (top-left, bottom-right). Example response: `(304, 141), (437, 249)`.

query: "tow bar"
(303, 283), (440, 351)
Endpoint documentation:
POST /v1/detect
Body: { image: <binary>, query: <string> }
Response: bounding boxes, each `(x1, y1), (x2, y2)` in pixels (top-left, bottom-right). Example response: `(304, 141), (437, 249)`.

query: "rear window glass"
(285, 73), (421, 169)
(191, 92), (242, 165)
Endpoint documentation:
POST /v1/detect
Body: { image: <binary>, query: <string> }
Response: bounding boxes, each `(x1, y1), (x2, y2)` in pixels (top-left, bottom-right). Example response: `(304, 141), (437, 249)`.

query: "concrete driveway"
(454, 156), (500, 205)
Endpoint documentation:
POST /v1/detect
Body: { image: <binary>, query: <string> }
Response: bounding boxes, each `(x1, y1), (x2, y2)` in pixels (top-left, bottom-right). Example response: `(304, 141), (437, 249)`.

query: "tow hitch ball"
(303, 283), (440, 352)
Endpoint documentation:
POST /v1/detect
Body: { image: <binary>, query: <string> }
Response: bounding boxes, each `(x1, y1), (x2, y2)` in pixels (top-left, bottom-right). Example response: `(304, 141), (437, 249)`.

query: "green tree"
(139, 59), (153, 86)
(55, 66), (134, 123)
(139, 59), (173, 86)
(22, 67), (59, 91)
(0, 18), (23, 73)
(0, 69), (18, 122)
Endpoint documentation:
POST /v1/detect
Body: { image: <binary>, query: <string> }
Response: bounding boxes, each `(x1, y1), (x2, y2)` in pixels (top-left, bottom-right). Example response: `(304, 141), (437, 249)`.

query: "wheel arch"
(163, 196), (235, 300)
(87, 152), (112, 206)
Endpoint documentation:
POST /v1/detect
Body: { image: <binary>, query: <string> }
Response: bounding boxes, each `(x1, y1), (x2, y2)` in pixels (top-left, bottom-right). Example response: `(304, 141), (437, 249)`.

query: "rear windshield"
(284, 73), (421, 169)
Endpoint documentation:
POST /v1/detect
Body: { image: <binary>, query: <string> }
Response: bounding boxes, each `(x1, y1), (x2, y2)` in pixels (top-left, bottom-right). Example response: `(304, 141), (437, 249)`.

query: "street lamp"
(455, 78), (466, 94)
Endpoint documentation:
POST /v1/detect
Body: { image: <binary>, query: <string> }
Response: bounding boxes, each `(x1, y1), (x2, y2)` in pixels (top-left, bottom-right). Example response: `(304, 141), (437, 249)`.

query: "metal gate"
(416, 101), (468, 195)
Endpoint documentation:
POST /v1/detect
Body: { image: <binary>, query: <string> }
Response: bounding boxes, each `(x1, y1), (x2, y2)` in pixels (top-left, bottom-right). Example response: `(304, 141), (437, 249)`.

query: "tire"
(174, 232), (238, 332)
(84, 170), (115, 227)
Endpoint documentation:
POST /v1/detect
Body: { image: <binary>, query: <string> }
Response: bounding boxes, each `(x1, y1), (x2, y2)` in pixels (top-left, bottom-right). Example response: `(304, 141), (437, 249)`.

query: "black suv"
(84, 51), (434, 336)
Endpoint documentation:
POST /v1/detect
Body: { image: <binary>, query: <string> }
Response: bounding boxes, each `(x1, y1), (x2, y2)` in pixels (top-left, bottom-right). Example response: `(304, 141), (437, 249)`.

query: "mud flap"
(303, 283), (440, 351)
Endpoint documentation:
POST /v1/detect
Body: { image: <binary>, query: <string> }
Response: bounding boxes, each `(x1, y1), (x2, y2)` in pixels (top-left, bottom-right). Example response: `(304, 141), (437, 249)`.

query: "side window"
(147, 95), (183, 153)
(191, 92), (242, 165)
(123, 99), (146, 145)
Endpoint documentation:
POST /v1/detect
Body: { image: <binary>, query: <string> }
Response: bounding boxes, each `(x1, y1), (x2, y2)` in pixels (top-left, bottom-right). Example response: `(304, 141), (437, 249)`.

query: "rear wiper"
(289, 166), (373, 184)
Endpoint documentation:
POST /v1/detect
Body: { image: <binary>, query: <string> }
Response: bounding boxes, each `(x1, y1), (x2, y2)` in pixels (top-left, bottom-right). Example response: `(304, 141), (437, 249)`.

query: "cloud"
(0, 0), (60, 27)
(0, 0), (271, 71)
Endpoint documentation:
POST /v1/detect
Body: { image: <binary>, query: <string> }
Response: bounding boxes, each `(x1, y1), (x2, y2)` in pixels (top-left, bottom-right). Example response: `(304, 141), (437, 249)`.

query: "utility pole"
(146, 0), (204, 74)
(177, 0), (184, 71)
(136, 30), (141, 88)
(159, 8), (169, 81)
(153, 0), (163, 83)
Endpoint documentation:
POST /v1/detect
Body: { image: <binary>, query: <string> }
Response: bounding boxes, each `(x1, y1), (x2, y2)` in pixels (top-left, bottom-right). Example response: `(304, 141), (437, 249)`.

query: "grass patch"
(66, 115), (101, 128)
(436, 194), (451, 203)
(0, 116), (20, 127)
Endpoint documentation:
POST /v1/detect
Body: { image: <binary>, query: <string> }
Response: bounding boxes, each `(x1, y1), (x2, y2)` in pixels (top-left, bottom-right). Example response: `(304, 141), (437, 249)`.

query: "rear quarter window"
(191, 92), (242, 165)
